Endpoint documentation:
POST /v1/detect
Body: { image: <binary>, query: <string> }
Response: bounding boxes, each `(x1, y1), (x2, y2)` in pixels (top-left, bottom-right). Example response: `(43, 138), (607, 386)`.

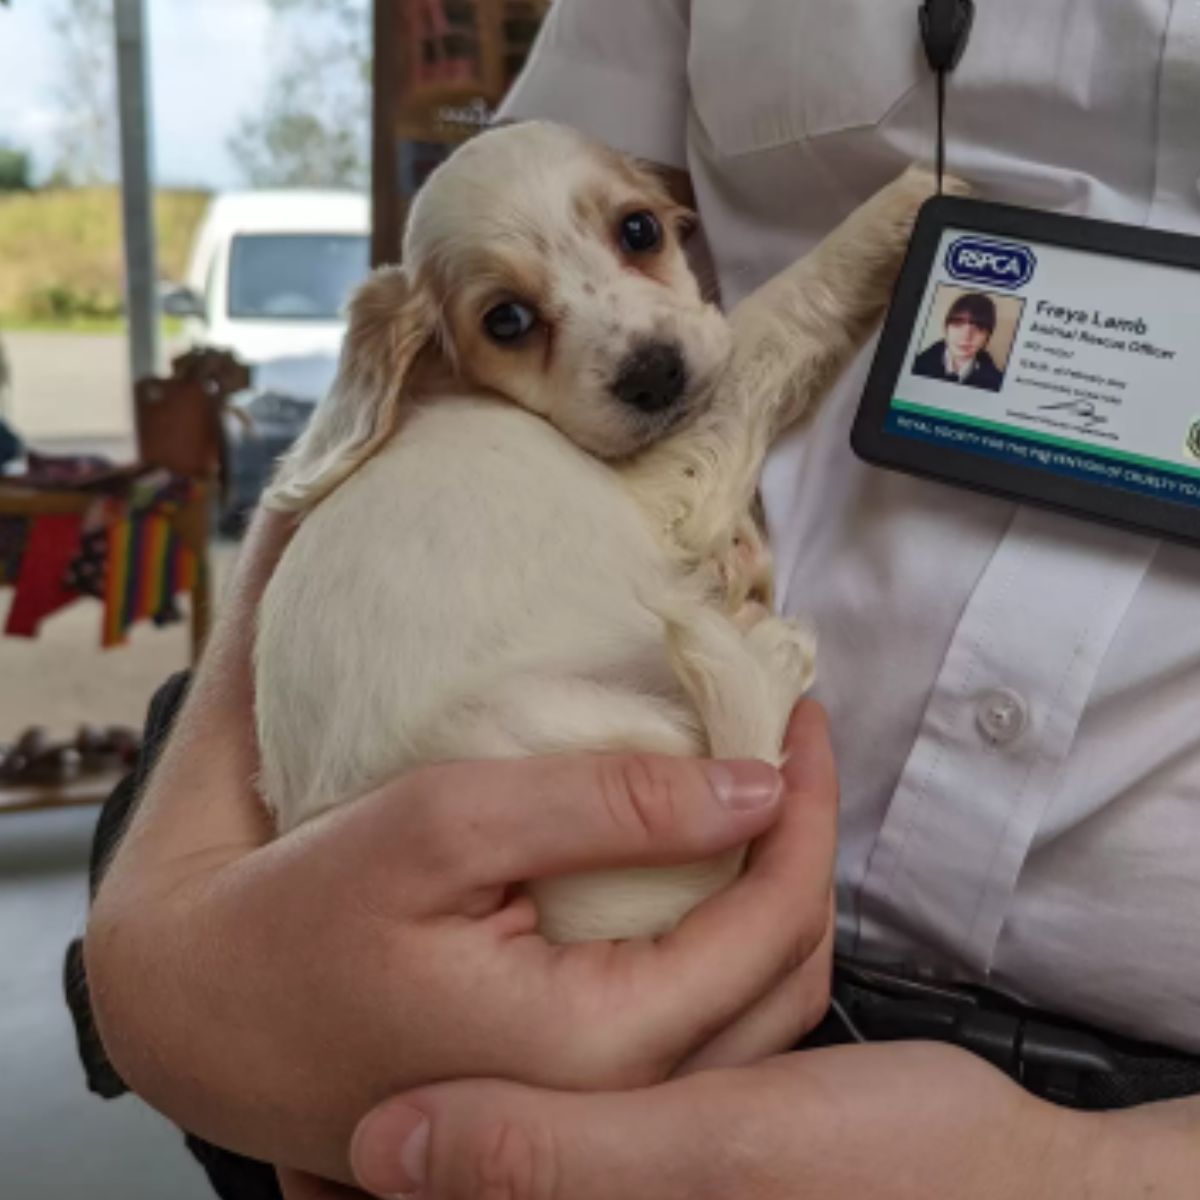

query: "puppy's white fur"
(256, 121), (950, 943)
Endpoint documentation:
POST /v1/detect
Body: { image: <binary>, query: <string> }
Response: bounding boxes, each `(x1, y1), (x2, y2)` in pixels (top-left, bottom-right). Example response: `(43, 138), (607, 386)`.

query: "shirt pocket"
(689, 0), (925, 157)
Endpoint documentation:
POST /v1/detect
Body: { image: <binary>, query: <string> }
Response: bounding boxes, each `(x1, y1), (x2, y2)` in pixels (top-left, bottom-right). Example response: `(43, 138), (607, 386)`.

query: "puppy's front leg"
(730, 167), (973, 439)
(624, 167), (967, 556)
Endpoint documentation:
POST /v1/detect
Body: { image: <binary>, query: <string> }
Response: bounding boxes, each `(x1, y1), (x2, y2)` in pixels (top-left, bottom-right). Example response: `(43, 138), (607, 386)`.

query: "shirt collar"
(944, 347), (977, 381)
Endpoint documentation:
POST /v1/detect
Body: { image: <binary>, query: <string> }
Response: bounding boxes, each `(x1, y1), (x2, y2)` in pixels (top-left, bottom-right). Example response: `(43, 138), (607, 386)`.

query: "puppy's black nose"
(611, 342), (688, 413)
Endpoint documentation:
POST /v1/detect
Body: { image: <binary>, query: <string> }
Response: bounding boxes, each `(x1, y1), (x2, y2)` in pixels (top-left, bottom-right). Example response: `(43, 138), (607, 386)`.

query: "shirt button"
(975, 688), (1029, 746)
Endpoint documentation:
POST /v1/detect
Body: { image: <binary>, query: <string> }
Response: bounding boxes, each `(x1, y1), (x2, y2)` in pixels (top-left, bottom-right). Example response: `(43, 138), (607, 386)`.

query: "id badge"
(853, 196), (1200, 546)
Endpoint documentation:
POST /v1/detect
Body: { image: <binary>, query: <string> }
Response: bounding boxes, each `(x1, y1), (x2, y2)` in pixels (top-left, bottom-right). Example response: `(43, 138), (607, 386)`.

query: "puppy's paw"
(730, 598), (771, 634)
(941, 171), (973, 198)
(872, 164), (973, 252)
(744, 614), (817, 708)
(893, 162), (973, 202)
(714, 516), (774, 618)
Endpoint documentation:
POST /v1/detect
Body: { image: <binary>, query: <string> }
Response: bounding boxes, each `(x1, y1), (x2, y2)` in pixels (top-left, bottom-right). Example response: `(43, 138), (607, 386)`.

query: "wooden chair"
(132, 347), (251, 656)
(0, 348), (249, 812)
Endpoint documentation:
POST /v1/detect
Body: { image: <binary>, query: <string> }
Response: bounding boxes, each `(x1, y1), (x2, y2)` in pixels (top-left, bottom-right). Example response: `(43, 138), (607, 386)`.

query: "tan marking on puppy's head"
(405, 121), (732, 459)
(263, 267), (444, 513)
(267, 121), (734, 513)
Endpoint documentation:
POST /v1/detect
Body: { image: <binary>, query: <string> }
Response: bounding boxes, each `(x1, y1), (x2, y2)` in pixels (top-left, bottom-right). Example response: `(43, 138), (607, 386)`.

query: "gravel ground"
(0, 540), (236, 749)
(1, 330), (234, 746)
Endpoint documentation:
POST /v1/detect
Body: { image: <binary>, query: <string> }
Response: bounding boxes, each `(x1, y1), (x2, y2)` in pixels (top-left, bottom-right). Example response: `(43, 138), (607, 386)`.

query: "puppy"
(255, 121), (945, 943)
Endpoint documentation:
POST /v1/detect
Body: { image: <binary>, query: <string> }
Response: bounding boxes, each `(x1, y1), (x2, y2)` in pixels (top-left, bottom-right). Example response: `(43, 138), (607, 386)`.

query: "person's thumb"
(349, 1074), (739, 1200)
(350, 748), (785, 909)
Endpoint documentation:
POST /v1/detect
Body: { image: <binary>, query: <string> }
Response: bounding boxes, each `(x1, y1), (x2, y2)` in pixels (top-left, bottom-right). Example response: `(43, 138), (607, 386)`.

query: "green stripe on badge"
(892, 399), (1200, 478)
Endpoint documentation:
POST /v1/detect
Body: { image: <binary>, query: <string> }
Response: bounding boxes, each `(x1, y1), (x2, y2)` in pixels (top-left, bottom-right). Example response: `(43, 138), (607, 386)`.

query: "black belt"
(795, 958), (1200, 1111)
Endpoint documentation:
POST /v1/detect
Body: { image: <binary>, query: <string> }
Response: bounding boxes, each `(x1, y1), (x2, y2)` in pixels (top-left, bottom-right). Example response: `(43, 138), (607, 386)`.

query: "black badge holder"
(852, 194), (1200, 547)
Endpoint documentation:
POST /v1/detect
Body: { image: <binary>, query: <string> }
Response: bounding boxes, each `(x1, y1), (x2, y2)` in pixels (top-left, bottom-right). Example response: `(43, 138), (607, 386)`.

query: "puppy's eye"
(483, 301), (537, 343)
(619, 210), (662, 254)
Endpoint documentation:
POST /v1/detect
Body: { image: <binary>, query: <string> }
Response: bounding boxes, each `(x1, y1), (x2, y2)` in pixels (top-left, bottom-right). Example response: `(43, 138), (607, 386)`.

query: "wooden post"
(478, 0), (506, 99)
(372, 0), (404, 268)
(177, 480), (212, 662)
(371, 1), (553, 268)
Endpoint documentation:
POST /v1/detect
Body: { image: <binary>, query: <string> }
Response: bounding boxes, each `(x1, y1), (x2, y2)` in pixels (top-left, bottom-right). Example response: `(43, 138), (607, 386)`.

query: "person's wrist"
(1021, 1099), (1196, 1200)
(1002, 1099), (1096, 1200)
(1067, 1098), (1200, 1197)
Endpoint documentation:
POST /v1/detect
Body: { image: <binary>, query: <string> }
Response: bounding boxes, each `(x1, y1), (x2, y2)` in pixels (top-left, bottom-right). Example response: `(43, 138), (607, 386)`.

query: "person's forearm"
(737, 1045), (1200, 1200)
(348, 1045), (1200, 1200)
(96, 508), (294, 896)
(83, 509), (294, 1117)
(1074, 1094), (1200, 1198)
(924, 1092), (1200, 1200)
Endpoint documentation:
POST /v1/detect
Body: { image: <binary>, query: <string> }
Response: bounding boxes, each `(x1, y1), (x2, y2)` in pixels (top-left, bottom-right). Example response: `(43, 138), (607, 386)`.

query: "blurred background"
(0, 2), (547, 1195)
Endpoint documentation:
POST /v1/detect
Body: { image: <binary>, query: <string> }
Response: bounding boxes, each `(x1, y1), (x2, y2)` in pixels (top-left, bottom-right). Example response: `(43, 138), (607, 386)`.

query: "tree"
(0, 144), (32, 191)
(48, 0), (118, 185)
(228, 0), (371, 190)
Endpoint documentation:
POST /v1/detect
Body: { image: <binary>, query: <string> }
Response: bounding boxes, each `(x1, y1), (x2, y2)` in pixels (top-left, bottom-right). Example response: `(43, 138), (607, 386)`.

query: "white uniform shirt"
(500, 0), (1200, 1052)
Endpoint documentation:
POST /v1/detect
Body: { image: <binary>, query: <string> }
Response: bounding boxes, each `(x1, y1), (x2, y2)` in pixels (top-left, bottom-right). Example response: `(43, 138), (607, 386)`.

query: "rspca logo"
(945, 237), (1037, 290)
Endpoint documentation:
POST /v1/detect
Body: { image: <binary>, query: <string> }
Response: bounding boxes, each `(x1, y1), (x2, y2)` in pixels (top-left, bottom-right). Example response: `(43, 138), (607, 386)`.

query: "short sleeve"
(497, 0), (691, 169)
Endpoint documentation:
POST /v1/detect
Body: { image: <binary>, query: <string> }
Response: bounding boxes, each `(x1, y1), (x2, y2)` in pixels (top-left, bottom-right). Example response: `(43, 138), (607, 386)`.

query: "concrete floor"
(0, 596), (192, 739)
(0, 332), (256, 1195)
(0, 339), (255, 1195)
(4, 330), (181, 442)
(0, 804), (218, 1199)
(0, 538), (236, 744)
(1, 534), (238, 1198)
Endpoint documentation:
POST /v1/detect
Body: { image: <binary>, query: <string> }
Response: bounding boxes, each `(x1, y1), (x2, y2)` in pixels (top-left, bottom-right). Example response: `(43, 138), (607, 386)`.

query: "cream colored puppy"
(256, 121), (946, 943)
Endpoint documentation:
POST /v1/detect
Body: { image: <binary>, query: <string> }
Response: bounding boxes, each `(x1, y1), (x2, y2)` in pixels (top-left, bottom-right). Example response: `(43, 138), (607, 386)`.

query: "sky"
(0, 0), (277, 189)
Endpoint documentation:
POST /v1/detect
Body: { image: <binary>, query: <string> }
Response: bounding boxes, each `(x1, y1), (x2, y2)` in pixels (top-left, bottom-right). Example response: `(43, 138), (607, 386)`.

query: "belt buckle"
(836, 958), (982, 1007)
(832, 958), (1118, 1105)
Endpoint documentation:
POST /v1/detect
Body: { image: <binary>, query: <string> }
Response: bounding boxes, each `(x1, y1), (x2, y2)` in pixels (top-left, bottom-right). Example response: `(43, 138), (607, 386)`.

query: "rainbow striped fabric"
(100, 489), (198, 648)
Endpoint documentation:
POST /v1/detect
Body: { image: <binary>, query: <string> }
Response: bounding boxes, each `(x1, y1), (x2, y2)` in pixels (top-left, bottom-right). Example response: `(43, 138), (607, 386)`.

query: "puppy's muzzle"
(610, 341), (688, 413)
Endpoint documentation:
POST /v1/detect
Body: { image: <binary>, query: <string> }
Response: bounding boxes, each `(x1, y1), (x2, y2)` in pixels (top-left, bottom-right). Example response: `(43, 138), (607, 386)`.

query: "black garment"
(0, 416), (21, 469)
(63, 672), (284, 1200)
(64, 676), (1200, 1200)
(804, 961), (1200, 1110)
(912, 339), (1005, 391)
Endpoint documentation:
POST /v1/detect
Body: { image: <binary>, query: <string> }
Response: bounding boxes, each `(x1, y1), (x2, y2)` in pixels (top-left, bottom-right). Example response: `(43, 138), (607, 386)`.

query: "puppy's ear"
(263, 266), (439, 513)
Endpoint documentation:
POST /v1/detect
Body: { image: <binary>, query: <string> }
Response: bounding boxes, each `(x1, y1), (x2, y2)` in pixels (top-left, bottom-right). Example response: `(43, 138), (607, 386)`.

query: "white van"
(166, 189), (371, 374)
(163, 190), (371, 529)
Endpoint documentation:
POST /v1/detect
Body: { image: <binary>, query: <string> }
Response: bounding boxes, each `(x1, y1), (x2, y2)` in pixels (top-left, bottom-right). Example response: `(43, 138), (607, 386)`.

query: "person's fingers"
(349, 1071), (763, 1200)
(344, 749), (786, 910)
(635, 700), (838, 1045)
(276, 1167), (367, 1200)
(670, 893), (836, 1075)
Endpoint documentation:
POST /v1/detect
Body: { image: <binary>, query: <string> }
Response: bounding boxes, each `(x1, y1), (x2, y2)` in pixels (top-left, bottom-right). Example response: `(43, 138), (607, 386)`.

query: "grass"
(1, 316), (185, 336)
(0, 186), (209, 326)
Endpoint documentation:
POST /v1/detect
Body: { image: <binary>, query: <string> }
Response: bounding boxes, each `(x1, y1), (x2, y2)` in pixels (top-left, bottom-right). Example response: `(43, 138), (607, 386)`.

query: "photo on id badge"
(911, 284), (1025, 394)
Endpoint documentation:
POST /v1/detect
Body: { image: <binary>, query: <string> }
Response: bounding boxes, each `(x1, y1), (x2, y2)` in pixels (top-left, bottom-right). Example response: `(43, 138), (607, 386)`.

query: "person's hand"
(87, 560), (838, 1188)
(347, 1038), (1181, 1200)
(275, 1169), (362, 1200)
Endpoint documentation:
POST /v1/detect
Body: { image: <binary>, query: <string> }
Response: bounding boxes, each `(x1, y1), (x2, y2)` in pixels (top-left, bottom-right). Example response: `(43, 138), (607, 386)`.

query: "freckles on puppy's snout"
(610, 340), (688, 413)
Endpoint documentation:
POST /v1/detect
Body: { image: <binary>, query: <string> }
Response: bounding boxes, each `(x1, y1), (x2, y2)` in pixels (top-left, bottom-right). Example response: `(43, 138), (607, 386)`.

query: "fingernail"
(703, 761), (783, 810)
(352, 1104), (429, 1198)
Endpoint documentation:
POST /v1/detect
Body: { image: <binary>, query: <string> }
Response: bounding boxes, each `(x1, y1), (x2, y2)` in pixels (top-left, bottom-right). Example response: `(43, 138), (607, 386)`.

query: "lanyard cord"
(936, 68), (947, 193)
(920, 0), (975, 193)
